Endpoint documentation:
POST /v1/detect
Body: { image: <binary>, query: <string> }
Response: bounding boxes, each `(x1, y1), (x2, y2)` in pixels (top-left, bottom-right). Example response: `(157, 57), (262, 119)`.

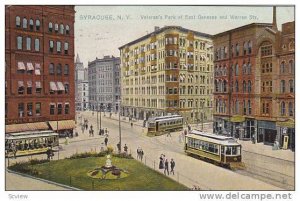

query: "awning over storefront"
(5, 122), (49, 133)
(230, 115), (245, 123)
(277, 119), (295, 128)
(48, 120), (76, 131)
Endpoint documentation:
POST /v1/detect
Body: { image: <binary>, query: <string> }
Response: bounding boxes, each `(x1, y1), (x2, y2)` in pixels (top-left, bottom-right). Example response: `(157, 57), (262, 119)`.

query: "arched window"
(34, 38), (40, 51)
(248, 40), (252, 54)
(49, 22), (53, 32)
(248, 100), (251, 115)
(29, 19), (34, 30)
(60, 24), (64, 34)
(55, 23), (59, 32)
(235, 63), (239, 76)
(248, 80), (252, 93)
(280, 80), (286, 93)
(280, 102), (286, 116)
(289, 80), (294, 93)
(289, 60), (294, 74)
(247, 62), (251, 74)
(243, 81), (247, 93)
(288, 102), (293, 117)
(224, 80), (227, 92)
(243, 42), (247, 55)
(56, 64), (62, 75)
(17, 36), (22, 49)
(235, 80), (239, 92)
(22, 18), (27, 28)
(235, 43), (239, 56)
(16, 16), (21, 27)
(26, 37), (31, 50)
(66, 25), (70, 34)
(280, 61), (285, 73)
(215, 80), (218, 92)
(36, 19), (40, 31)
(242, 62), (247, 75)
(49, 63), (54, 75)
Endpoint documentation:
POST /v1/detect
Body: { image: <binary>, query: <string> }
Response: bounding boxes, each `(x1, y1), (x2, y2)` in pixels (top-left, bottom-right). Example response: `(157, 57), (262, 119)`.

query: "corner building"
(119, 26), (214, 123)
(5, 6), (75, 135)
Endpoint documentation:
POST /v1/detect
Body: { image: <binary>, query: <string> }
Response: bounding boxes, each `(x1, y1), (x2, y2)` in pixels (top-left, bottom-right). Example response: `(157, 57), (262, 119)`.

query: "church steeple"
(76, 53), (81, 63)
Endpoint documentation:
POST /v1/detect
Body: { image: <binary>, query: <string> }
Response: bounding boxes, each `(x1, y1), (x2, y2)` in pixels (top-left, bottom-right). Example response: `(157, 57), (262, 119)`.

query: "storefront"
(257, 120), (277, 145)
(277, 119), (295, 151)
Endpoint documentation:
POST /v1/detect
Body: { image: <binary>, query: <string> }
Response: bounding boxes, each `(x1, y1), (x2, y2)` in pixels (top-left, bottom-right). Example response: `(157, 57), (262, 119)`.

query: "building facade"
(213, 9), (295, 150)
(119, 26), (214, 123)
(75, 54), (89, 111)
(88, 56), (121, 112)
(5, 6), (75, 135)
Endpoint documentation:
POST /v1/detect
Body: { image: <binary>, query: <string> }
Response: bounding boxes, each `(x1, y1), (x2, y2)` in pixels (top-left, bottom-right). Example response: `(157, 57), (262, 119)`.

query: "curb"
(7, 169), (81, 191)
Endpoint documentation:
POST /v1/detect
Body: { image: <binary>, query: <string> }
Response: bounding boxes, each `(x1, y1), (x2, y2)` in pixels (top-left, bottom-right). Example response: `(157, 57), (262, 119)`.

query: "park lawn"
(31, 157), (188, 190)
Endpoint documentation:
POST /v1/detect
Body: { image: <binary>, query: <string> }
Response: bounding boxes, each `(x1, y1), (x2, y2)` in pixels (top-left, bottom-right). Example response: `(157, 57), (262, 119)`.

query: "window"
(26, 37), (31, 50)
(243, 100), (246, 115)
(36, 81), (42, 94)
(64, 83), (69, 94)
(57, 41), (61, 53)
(36, 102), (41, 116)
(27, 81), (32, 94)
(50, 104), (55, 115)
(57, 103), (62, 115)
(64, 64), (69, 75)
(248, 100), (251, 115)
(280, 80), (286, 93)
(34, 38), (40, 51)
(235, 43), (239, 56)
(18, 81), (24, 94)
(261, 45), (272, 56)
(248, 81), (252, 93)
(235, 81), (239, 92)
(18, 103), (24, 117)
(288, 102), (293, 117)
(64, 42), (69, 54)
(56, 64), (62, 75)
(66, 25), (70, 34)
(49, 63), (54, 75)
(22, 18), (27, 28)
(49, 22), (53, 32)
(49, 40), (54, 52)
(247, 63), (251, 74)
(243, 42), (247, 55)
(60, 24), (64, 34)
(36, 19), (40, 31)
(280, 102), (286, 116)
(17, 36), (22, 50)
(289, 80), (294, 93)
(29, 19), (34, 30)
(280, 61), (285, 73)
(243, 81), (246, 93)
(289, 60), (294, 74)
(235, 64), (239, 76)
(55, 23), (59, 32)
(65, 104), (70, 114)
(16, 16), (21, 27)
(248, 41), (252, 54)
(27, 103), (33, 116)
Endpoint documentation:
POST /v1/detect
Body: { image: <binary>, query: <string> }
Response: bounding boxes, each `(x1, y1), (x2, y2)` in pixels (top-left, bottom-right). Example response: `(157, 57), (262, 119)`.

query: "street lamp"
(118, 100), (122, 153)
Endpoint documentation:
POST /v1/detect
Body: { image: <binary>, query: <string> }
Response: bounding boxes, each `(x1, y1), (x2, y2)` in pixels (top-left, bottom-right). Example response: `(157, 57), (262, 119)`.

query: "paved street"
(7, 110), (294, 190)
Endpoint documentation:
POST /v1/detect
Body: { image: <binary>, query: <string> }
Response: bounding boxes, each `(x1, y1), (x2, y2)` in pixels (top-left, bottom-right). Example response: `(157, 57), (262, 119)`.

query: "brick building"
(5, 6), (76, 135)
(213, 8), (295, 150)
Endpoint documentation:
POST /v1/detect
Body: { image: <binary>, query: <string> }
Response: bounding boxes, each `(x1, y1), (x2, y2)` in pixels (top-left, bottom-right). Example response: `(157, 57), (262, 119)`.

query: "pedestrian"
(167, 131), (171, 137)
(85, 123), (88, 130)
(81, 125), (85, 134)
(124, 144), (128, 154)
(131, 122), (133, 128)
(91, 128), (94, 137)
(164, 159), (169, 175)
(105, 128), (108, 135)
(99, 129), (101, 136)
(117, 142), (121, 153)
(104, 137), (108, 146)
(159, 154), (164, 169)
(188, 124), (191, 132)
(46, 147), (52, 160)
(140, 148), (144, 161)
(184, 129), (187, 136)
(170, 158), (175, 175)
(137, 147), (140, 160)
(11, 142), (17, 159)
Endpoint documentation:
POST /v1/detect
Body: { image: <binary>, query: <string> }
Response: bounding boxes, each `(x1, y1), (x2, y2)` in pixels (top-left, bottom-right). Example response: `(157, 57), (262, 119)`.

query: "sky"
(74, 6), (294, 67)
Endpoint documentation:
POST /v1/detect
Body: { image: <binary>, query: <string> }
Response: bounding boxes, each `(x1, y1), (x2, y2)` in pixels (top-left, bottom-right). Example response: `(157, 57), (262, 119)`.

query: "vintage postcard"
(3, 3), (295, 201)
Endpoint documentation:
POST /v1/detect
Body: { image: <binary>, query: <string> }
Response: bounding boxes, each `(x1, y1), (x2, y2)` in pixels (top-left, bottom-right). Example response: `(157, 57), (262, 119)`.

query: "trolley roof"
(148, 115), (183, 122)
(186, 130), (240, 146)
(6, 130), (59, 140)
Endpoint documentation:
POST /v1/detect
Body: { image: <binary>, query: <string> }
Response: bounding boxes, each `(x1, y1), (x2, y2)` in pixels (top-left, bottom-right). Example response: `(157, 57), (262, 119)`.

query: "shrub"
(107, 146), (114, 153)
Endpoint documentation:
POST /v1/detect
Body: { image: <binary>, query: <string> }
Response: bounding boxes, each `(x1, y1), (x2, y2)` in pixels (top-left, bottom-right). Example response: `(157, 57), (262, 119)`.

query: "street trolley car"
(146, 115), (183, 136)
(5, 130), (59, 157)
(184, 130), (244, 169)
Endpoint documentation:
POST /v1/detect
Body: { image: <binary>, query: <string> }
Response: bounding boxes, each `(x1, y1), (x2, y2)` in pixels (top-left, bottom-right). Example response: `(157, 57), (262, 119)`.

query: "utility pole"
(119, 101), (121, 153)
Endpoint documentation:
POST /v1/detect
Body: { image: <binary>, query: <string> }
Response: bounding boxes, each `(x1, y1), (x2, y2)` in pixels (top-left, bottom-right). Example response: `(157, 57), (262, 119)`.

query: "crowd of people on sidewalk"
(159, 154), (176, 176)
(136, 147), (144, 161)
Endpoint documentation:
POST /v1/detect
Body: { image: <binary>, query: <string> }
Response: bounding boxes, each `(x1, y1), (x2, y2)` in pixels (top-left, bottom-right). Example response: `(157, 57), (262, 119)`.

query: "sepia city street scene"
(4, 5), (295, 193)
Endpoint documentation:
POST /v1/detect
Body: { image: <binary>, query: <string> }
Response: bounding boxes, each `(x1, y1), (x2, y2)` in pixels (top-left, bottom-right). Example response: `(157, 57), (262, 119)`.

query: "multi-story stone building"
(5, 6), (75, 135)
(75, 54), (89, 111)
(119, 26), (214, 123)
(88, 56), (121, 112)
(213, 8), (295, 150)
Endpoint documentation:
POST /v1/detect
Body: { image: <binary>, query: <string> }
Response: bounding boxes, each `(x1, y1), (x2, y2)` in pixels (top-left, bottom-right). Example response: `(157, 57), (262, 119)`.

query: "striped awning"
(5, 122), (49, 133)
(50, 82), (58, 91)
(57, 82), (65, 91)
(35, 63), (41, 75)
(17, 62), (26, 70)
(48, 120), (75, 131)
(27, 62), (34, 71)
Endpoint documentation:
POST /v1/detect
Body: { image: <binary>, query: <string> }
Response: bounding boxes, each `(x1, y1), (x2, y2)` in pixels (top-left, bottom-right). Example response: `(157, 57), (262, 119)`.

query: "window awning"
(27, 81), (32, 87)
(36, 81), (41, 88)
(48, 120), (76, 131)
(50, 82), (58, 91)
(27, 62), (34, 71)
(18, 81), (24, 87)
(17, 62), (26, 70)
(276, 119), (295, 128)
(35, 63), (41, 75)
(57, 82), (65, 91)
(5, 122), (49, 134)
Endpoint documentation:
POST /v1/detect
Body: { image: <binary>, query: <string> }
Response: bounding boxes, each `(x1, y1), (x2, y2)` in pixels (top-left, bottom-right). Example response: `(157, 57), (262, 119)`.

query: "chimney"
(272, 6), (278, 31)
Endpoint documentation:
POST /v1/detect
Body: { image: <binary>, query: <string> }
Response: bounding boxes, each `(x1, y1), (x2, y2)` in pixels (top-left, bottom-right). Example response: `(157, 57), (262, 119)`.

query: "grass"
(14, 156), (187, 191)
